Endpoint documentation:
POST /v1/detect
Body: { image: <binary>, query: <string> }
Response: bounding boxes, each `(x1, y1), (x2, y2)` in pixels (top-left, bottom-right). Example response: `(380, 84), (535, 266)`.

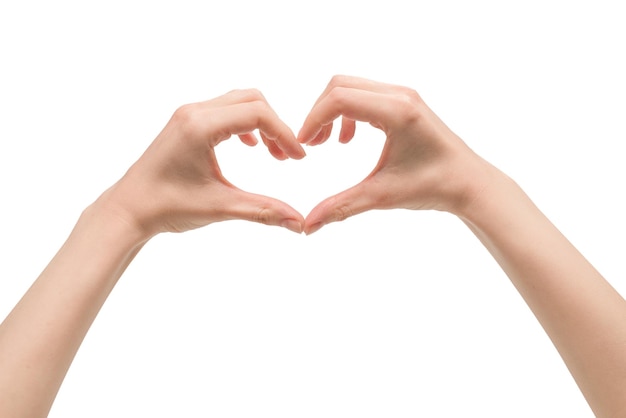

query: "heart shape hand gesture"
(102, 75), (493, 240)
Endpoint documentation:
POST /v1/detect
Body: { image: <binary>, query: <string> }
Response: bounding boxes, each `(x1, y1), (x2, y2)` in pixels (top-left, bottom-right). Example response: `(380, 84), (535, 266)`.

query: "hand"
(298, 75), (495, 234)
(100, 89), (306, 238)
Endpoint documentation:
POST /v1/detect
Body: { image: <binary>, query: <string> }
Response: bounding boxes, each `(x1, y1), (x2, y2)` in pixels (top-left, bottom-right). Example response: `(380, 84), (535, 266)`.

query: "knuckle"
(172, 103), (195, 124)
(236, 88), (266, 103)
(329, 74), (349, 88)
(172, 103), (203, 136)
(400, 86), (421, 101)
(333, 204), (353, 222)
(248, 98), (268, 114)
(254, 207), (273, 225)
(248, 101), (271, 129)
(326, 86), (349, 106)
(393, 93), (424, 125)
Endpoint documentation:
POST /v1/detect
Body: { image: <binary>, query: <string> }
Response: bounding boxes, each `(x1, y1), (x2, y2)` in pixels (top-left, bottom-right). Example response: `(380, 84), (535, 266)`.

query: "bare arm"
(299, 75), (626, 417)
(0, 89), (305, 418)
(0, 202), (145, 417)
(459, 170), (626, 418)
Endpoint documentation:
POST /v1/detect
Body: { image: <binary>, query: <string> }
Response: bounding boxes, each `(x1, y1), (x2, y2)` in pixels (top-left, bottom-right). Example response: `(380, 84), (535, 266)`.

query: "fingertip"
(262, 130), (306, 160)
(304, 221), (324, 235)
(264, 138), (289, 160)
(281, 138), (307, 160)
(239, 132), (259, 146)
(281, 218), (304, 234)
(306, 127), (329, 146)
(290, 145), (307, 160)
(296, 132), (308, 144)
(297, 126), (321, 145)
(304, 203), (333, 235)
(338, 117), (356, 144)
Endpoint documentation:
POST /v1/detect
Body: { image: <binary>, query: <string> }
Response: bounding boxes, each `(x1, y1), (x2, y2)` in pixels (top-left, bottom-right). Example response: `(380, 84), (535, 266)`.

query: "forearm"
(0, 197), (147, 418)
(0, 90), (305, 418)
(458, 166), (626, 417)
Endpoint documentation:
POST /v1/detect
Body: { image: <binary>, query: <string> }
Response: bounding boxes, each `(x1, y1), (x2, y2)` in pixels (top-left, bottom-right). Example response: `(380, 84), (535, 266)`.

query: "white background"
(1, 1), (625, 416)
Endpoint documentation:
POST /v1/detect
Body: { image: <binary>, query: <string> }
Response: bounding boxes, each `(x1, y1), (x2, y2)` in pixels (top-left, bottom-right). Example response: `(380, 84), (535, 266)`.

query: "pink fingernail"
(281, 219), (303, 234)
(305, 222), (323, 235)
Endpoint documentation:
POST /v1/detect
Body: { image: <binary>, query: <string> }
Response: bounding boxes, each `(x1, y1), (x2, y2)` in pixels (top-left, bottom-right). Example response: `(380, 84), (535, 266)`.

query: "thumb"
(225, 189), (305, 234)
(304, 179), (378, 235)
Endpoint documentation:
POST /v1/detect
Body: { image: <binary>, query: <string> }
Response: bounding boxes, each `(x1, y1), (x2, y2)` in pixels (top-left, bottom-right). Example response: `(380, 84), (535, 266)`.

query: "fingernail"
(305, 222), (323, 235)
(295, 147), (306, 159)
(296, 131), (308, 144)
(281, 219), (303, 234)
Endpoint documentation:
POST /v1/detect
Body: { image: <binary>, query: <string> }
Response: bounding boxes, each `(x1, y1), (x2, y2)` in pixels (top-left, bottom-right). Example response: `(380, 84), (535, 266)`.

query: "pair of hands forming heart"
(102, 75), (491, 240)
(4, 75), (623, 418)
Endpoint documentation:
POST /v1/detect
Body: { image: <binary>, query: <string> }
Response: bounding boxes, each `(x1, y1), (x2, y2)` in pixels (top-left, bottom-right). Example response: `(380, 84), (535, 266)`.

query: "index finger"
(209, 100), (306, 160)
(297, 87), (400, 144)
(309, 75), (409, 109)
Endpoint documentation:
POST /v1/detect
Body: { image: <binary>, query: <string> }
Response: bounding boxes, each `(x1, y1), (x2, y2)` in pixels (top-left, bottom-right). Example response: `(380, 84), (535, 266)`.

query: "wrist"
(441, 150), (511, 221)
(83, 187), (155, 249)
(453, 160), (529, 232)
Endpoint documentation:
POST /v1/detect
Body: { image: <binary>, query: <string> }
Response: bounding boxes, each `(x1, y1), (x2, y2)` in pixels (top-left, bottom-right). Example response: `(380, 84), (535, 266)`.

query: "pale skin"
(0, 76), (624, 417)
